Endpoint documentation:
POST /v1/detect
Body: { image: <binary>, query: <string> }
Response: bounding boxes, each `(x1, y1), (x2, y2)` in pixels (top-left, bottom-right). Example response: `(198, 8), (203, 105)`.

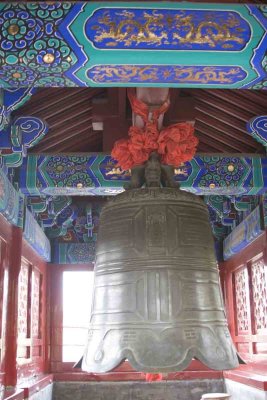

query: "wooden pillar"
(3, 226), (23, 387)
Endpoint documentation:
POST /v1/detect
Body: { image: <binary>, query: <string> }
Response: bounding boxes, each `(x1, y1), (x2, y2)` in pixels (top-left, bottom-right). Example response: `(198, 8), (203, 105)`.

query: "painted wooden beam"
(223, 205), (264, 260)
(0, 88), (36, 130)
(0, 116), (48, 167)
(0, 168), (24, 227)
(18, 153), (267, 196)
(23, 208), (51, 262)
(0, 3), (266, 89)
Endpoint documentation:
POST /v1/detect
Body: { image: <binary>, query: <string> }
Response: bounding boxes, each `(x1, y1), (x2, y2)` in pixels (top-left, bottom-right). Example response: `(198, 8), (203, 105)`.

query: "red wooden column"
(3, 226), (23, 387)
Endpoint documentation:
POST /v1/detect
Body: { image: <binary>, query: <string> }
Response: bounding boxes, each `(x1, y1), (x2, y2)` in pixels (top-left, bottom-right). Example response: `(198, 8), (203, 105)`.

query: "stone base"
(53, 380), (224, 400)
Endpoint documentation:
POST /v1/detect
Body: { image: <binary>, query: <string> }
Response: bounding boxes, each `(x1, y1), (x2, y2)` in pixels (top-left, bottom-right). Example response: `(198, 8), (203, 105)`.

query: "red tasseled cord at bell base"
(145, 373), (163, 382)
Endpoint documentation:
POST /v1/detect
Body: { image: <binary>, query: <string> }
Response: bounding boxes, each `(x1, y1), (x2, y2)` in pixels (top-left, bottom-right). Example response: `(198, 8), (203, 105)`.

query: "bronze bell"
(81, 154), (239, 373)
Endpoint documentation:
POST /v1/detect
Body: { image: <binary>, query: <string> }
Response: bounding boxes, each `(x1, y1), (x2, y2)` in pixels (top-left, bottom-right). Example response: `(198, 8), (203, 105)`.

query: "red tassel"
(145, 373), (163, 382)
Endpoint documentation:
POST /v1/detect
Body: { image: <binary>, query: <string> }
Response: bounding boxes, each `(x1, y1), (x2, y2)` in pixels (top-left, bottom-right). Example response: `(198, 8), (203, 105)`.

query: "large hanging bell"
(81, 161), (238, 373)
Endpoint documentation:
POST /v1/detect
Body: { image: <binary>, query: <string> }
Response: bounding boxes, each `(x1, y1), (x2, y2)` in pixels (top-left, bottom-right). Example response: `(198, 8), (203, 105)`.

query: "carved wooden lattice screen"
(17, 257), (44, 375)
(221, 239), (267, 361)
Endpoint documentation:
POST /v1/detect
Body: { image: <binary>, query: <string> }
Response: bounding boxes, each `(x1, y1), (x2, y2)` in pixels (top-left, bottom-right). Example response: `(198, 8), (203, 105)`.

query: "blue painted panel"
(88, 65), (247, 85)
(18, 154), (267, 196)
(0, 167), (23, 227)
(247, 115), (267, 148)
(85, 8), (250, 51)
(1, 88), (36, 130)
(53, 242), (96, 264)
(223, 205), (264, 260)
(23, 208), (51, 262)
(0, 2), (265, 88)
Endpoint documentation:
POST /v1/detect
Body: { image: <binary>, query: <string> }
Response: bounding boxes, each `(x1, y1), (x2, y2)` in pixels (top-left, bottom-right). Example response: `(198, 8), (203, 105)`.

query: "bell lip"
(81, 349), (239, 374)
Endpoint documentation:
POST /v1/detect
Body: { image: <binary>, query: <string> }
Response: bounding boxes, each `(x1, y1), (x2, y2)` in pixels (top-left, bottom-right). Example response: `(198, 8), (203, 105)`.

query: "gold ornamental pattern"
(88, 65), (247, 85)
(85, 9), (250, 50)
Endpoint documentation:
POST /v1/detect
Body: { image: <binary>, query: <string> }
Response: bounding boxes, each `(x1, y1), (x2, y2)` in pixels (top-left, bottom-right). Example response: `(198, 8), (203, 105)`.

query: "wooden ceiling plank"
(197, 143), (220, 153)
(118, 88), (127, 118)
(237, 90), (267, 107)
(196, 131), (234, 152)
(195, 110), (264, 150)
(37, 95), (93, 121)
(32, 125), (94, 152)
(47, 107), (94, 130)
(12, 86), (266, 154)
(195, 100), (248, 133)
(57, 133), (102, 153)
(32, 116), (93, 147)
(196, 121), (257, 152)
(203, 89), (267, 115)
(13, 88), (80, 116)
(190, 90), (254, 122)
(46, 104), (93, 128)
(23, 88), (87, 117)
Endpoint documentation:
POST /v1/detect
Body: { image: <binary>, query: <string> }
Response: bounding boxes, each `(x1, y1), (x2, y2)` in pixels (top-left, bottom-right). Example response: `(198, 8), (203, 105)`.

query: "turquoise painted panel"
(0, 2), (266, 88)
(247, 115), (267, 148)
(223, 205), (264, 260)
(0, 88), (36, 130)
(53, 242), (96, 264)
(23, 208), (51, 262)
(0, 167), (23, 227)
(18, 153), (267, 196)
(0, 116), (48, 167)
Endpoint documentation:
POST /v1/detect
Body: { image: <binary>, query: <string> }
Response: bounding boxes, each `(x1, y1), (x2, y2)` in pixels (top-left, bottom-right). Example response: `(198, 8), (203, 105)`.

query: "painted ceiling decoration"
(0, 115), (48, 168)
(0, 2), (266, 88)
(247, 115), (267, 149)
(223, 204), (264, 260)
(0, 167), (24, 227)
(23, 207), (51, 262)
(51, 201), (103, 264)
(0, 87), (36, 130)
(0, 10), (267, 264)
(28, 195), (72, 228)
(18, 153), (267, 196)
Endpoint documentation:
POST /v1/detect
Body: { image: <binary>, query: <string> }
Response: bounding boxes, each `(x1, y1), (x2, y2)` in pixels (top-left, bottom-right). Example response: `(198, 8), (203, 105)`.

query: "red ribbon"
(111, 89), (198, 171)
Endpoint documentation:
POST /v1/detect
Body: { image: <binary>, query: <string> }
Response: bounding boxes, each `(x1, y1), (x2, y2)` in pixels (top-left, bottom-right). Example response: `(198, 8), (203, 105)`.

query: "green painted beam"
(18, 153), (267, 196)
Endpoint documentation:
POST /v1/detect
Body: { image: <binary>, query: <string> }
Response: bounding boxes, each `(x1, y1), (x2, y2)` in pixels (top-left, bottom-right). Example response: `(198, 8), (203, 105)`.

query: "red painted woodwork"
(2, 389), (24, 400)
(4, 226), (23, 387)
(0, 215), (13, 389)
(224, 361), (267, 391)
(16, 239), (48, 384)
(2, 375), (53, 400)
(0, 214), (48, 387)
(19, 373), (53, 398)
(220, 231), (267, 362)
(220, 231), (267, 390)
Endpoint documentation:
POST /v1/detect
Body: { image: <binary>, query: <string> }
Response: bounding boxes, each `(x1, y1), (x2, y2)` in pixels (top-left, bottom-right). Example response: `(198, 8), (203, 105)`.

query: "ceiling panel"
(13, 87), (267, 155)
